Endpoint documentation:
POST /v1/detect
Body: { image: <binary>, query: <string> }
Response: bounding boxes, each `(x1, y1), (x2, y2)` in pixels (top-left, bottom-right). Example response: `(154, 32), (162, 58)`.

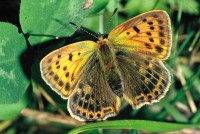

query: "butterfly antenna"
(102, 8), (118, 38)
(69, 22), (98, 39)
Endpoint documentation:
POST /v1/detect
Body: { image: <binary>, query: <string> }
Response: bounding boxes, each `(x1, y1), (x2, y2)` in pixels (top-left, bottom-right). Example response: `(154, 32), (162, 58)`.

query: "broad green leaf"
(20, 0), (91, 46)
(0, 22), (29, 104)
(0, 88), (31, 120)
(88, 0), (109, 14)
(69, 120), (200, 134)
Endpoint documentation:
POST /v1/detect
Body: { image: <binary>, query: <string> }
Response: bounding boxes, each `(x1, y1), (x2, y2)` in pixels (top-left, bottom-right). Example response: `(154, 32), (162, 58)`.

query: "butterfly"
(40, 10), (172, 121)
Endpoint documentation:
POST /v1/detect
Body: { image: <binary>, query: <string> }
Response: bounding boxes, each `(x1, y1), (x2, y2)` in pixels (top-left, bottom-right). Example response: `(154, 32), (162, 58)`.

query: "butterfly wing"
(108, 10), (172, 108)
(116, 52), (171, 108)
(68, 61), (120, 121)
(40, 41), (98, 99)
(108, 10), (172, 60)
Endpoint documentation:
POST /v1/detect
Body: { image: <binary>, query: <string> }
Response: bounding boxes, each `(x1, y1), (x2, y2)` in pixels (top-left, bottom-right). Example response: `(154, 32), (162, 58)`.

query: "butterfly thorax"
(97, 36), (115, 68)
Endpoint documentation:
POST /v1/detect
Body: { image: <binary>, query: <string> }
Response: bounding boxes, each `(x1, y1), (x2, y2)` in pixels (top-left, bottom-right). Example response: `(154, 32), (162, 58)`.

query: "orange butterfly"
(40, 10), (172, 121)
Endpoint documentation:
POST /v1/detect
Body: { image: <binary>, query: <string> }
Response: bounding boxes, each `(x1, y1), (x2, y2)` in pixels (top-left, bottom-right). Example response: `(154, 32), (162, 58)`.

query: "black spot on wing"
(148, 95), (153, 100)
(78, 99), (83, 107)
(133, 26), (140, 33)
(73, 93), (79, 104)
(146, 32), (152, 36)
(159, 26), (164, 30)
(65, 82), (70, 90)
(54, 75), (59, 81)
(56, 65), (60, 69)
(159, 32), (165, 37)
(65, 72), (69, 78)
(149, 38), (154, 42)
(158, 20), (163, 24)
(148, 22), (153, 25)
(151, 78), (158, 85)
(47, 58), (52, 63)
(145, 43), (152, 49)
(97, 113), (101, 118)
(150, 26), (154, 30)
(143, 18), (147, 22)
(49, 71), (54, 76)
(56, 61), (59, 65)
(88, 104), (94, 112)
(63, 66), (67, 71)
(147, 82), (155, 91)
(155, 46), (164, 53)
(69, 53), (73, 61)
(154, 91), (159, 96)
(58, 80), (64, 87)
(145, 73), (151, 78)
(137, 96), (145, 103)
(82, 112), (86, 117)
(89, 114), (93, 118)
(160, 39), (165, 45)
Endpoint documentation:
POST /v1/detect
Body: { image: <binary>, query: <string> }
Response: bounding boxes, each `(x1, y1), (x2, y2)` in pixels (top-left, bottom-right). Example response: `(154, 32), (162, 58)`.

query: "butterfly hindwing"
(116, 51), (171, 108)
(108, 10), (172, 60)
(68, 61), (120, 121)
(40, 41), (97, 99)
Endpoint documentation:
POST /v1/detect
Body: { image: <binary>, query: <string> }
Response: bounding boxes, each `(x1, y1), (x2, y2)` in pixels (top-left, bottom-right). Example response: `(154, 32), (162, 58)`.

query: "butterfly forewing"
(40, 41), (97, 99)
(108, 10), (172, 60)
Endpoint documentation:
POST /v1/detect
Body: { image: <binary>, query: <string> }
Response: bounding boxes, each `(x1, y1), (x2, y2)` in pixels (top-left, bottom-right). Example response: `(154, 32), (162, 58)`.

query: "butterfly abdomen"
(97, 39), (123, 98)
(107, 70), (123, 98)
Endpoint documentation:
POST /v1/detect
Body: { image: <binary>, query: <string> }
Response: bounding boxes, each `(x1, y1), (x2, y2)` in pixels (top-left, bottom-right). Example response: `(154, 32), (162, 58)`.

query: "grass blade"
(69, 120), (200, 134)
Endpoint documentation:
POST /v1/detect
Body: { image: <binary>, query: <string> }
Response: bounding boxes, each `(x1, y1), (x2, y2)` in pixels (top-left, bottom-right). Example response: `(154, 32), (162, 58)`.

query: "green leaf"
(88, 0), (109, 14)
(0, 22), (29, 104)
(0, 88), (31, 120)
(69, 120), (200, 134)
(20, 0), (91, 46)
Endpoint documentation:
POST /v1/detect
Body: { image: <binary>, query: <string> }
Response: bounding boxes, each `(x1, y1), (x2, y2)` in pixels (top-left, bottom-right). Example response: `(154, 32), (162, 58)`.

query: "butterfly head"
(97, 32), (109, 48)
(97, 32), (103, 40)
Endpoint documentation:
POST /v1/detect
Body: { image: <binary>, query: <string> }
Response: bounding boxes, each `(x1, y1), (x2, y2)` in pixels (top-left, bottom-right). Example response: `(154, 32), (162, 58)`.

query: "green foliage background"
(0, 0), (199, 133)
